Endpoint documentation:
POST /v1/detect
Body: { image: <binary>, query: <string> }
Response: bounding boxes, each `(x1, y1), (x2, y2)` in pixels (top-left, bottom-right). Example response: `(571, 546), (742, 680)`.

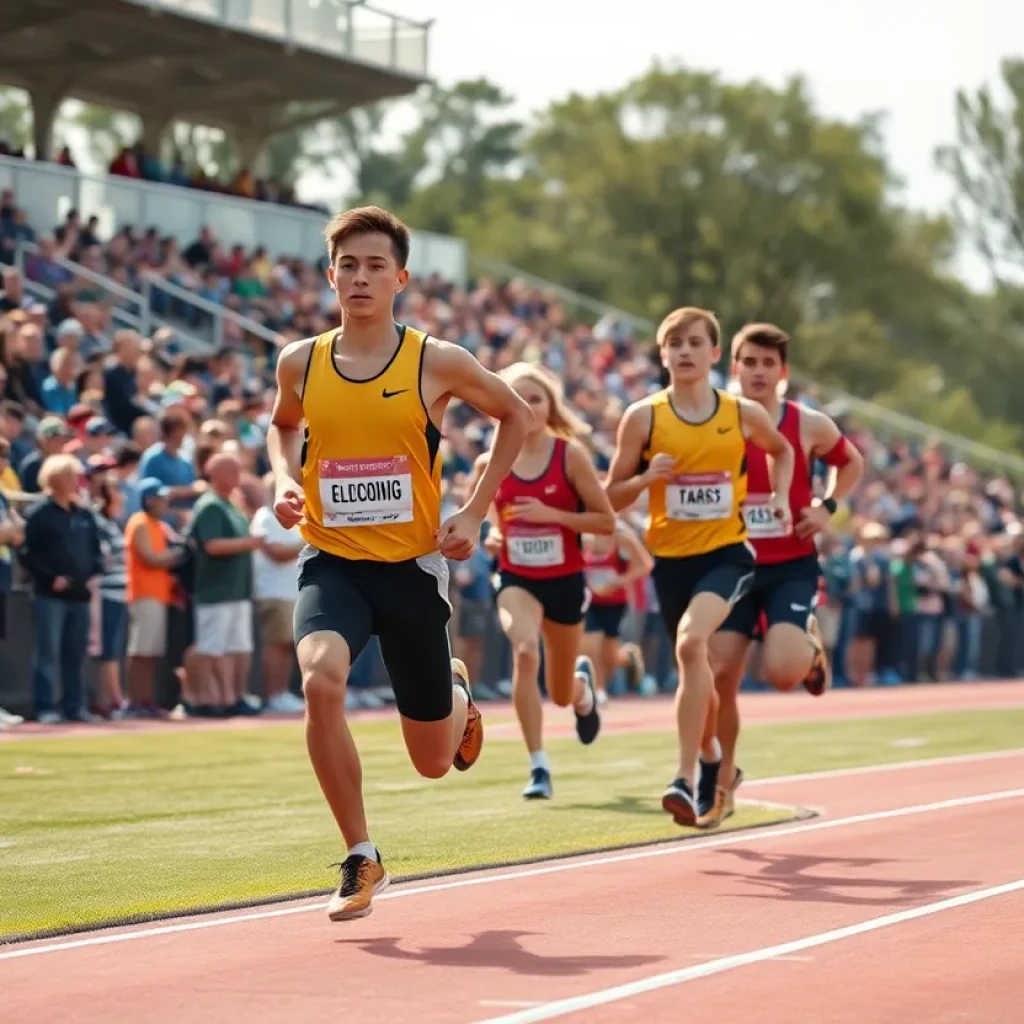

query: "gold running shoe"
(802, 614), (831, 697)
(696, 786), (727, 830)
(327, 850), (390, 921)
(452, 658), (484, 771)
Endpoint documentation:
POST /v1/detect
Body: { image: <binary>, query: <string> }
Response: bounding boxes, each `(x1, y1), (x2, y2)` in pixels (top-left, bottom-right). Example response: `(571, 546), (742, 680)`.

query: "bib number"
(742, 495), (789, 538)
(507, 529), (564, 568)
(666, 472), (733, 521)
(319, 456), (413, 527)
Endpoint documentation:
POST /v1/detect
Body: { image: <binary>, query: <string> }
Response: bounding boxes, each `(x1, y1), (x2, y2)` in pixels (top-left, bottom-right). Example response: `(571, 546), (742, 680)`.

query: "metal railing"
(0, 155), (469, 287)
(13, 241), (284, 354)
(471, 256), (1024, 477)
(123, 0), (432, 78)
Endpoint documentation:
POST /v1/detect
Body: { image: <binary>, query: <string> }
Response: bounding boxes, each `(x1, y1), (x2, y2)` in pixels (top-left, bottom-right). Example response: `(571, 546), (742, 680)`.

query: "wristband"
(821, 497), (838, 516)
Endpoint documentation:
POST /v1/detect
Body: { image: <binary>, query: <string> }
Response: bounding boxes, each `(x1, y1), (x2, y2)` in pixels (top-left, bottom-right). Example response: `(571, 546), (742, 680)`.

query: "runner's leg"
(497, 586), (545, 756)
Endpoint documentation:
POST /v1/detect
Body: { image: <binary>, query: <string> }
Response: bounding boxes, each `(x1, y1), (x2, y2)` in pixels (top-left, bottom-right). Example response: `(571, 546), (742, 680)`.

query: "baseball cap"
(67, 404), (94, 429)
(85, 416), (116, 437)
(57, 317), (84, 338)
(85, 453), (117, 475)
(37, 415), (70, 440)
(138, 476), (169, 503)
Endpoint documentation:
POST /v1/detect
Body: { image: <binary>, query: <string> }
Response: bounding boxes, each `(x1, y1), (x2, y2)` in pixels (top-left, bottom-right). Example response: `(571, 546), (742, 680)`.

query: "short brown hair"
(324, 206), (411, 268)
(656, 307), (721, 348)
(731, 322), (790, 364)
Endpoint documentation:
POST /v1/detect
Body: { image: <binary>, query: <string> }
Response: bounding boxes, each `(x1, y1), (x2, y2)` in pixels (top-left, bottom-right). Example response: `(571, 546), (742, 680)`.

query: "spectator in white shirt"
(249, 473), (305, 713)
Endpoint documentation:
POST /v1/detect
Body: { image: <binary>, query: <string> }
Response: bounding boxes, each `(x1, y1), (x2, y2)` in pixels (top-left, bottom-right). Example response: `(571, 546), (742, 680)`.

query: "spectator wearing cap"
(20, 453), (103, 723)
(41, 348), (80, 416)
(55, 318), (84, 356)
(189, 451), (262, 716)
(17, 415), (71, 493)
(138, 410), (204, 527)
(124, 477), (183, 715)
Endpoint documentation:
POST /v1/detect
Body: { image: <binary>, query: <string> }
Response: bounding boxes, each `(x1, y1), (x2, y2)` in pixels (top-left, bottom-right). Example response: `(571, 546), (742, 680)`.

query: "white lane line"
(3, 784), (1023, 962)
(741, 746), (1024, 789)
(472, 879), (1024, 1023)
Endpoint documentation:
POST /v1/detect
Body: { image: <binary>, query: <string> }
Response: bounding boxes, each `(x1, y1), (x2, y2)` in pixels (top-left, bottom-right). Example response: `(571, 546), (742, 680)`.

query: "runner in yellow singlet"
(267, 207), (531, 922)
(604, 306), (795, 827)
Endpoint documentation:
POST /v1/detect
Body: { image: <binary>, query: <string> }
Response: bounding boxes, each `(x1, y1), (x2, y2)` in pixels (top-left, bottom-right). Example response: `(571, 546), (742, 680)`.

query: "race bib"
(586, 567), (618, 592)
(666, 472), (733, 521)
(318, 456), (413, 527)
(742, 494), (789, 538)
(507, 528), (565, 568)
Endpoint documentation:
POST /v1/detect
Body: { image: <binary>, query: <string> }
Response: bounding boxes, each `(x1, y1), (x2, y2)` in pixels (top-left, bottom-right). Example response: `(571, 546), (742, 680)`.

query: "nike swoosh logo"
(717, 427), (732, 434)
(382, 388), (408, 399)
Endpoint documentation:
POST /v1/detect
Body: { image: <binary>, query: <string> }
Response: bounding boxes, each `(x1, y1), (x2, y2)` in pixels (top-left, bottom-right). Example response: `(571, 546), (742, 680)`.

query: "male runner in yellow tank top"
(605, 307), (794, 827)
(268, 206), (531, 921)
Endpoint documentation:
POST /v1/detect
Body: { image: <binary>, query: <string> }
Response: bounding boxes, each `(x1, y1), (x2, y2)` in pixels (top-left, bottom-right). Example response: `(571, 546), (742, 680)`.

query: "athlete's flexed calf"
(604, 306), (794, 827)
(268, 206), (531, 921)
(707, 322), (864, 826)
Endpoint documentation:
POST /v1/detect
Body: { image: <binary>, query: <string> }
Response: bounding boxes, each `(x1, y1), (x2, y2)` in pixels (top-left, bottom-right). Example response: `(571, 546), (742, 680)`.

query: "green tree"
(0, 87), (31, 153)
(937, 58), (1024, 281)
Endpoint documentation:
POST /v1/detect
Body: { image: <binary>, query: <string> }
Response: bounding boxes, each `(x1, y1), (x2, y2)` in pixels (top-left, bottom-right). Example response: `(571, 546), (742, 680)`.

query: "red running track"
(4, 745), (1024, 1022)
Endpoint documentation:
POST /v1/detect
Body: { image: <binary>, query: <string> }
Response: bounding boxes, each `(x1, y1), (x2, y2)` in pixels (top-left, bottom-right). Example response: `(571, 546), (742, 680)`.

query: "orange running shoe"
(327, 850), (390, 921)
(802, 614), (831, 697)
(452, 658), (484, 771)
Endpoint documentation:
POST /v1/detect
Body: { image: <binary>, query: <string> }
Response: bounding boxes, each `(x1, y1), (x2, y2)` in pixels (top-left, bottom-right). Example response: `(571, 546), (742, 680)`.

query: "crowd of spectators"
(2, 184), (1024, 729)
(1, 137), (329, 213)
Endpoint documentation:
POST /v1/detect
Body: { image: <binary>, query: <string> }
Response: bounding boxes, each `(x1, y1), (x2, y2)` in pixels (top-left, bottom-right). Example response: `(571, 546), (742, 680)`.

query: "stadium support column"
(30, 89), (64, 162)
(235, 133), (271, 179)
(142, 113), (172, 163)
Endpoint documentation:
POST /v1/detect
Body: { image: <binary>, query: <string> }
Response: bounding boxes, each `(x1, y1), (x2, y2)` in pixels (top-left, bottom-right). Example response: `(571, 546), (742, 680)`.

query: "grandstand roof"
(0, 0), (430, 139)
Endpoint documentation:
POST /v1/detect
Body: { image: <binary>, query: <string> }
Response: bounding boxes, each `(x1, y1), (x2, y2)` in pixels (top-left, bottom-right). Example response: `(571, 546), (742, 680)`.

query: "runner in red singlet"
(701, 323), (864, 826)
(469, 362), (615, 800)
(581, 518), (652, 704)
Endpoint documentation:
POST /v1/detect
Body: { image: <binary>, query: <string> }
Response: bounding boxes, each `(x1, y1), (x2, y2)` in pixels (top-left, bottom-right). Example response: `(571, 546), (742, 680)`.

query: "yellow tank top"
(643, 388), (749, 558)
(299, 325), (442, 562)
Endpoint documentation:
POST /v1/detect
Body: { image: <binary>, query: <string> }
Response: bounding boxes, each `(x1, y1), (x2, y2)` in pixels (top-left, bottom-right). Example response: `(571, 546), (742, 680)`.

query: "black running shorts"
(718, 554), (821, 639)
(294, 547), (453, 722)
(496, 570), (588, 626)
(585, 601), (627, 638)
(652, 542), (755, 638)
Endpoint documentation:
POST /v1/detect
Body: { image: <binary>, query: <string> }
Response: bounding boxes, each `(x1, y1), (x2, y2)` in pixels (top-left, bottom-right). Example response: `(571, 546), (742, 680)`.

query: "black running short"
(652, 542), (755, 638)
(496, 570), (588, 626)
(718, 554), (821, 639)
(585, 601), (627, 638)
(294, 547), (453, 722)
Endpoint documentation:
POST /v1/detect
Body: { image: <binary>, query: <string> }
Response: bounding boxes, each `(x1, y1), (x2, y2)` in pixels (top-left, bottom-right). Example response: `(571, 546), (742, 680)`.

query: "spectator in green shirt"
(189, 451), (263, 716)
(889, 538), (919, 682)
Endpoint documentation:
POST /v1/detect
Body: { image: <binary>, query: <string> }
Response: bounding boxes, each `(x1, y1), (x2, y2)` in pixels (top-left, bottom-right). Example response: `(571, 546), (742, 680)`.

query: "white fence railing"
(0, 156), (469, 287)
(13, 241), (283, 354)
(124, 0), (432, 78)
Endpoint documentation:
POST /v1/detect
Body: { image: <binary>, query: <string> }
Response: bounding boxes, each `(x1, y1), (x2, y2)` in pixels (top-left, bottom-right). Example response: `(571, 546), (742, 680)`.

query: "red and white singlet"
(494, 437), (585, 579)
(583, 539), (629, 607)
(741, 400), (816, 565)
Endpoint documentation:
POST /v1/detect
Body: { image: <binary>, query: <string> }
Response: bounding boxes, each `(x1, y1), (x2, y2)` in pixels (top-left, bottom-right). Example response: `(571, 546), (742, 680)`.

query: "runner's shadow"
(551, 795), (664, 817)
(701, 849), (977, 907)
(335, 929), (665, 977)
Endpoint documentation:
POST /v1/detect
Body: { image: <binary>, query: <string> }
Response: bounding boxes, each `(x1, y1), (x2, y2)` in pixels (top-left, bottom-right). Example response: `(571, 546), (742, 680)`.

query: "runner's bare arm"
(738, 397), (794, 502)
(427, 341), (531, 519)
(803, 408), (864, 504)
(615, 521), (655, 584)
(267, 338), (314, 527)
(604, 403), (666, 512)
(508, 440), (615, 535)
(466, 452), (502, 548)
